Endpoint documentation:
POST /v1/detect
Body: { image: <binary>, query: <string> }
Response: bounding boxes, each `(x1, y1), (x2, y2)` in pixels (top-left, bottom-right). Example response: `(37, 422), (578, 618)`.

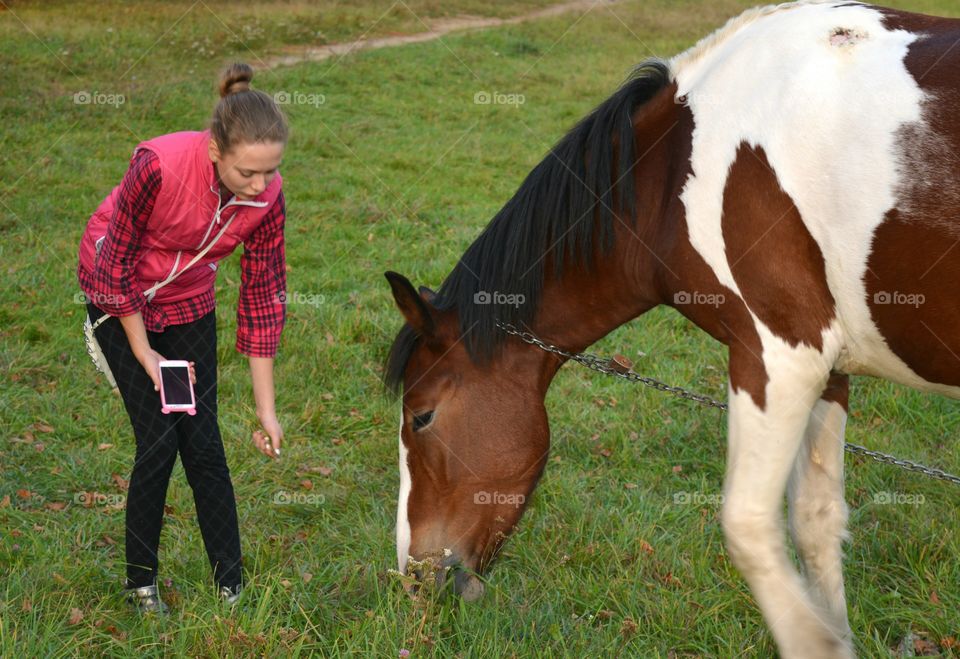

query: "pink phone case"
(159, 361), (197, 415)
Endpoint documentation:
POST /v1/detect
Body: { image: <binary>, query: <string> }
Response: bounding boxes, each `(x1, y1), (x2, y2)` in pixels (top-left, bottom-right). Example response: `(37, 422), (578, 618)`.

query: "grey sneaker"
(219, 583), (243, 605)
(126, 584), (169, 614)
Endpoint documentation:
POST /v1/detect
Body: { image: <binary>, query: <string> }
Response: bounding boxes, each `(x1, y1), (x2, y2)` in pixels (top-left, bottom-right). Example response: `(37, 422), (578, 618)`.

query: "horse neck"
(522, 96), (685, 368)
(519, 243), (663, 376)
(494, 83), (689, 393)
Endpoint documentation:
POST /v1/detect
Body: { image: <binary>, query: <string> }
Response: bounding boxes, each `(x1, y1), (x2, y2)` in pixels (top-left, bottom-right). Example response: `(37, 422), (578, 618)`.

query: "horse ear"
(385, 271), (435, 337)
(418, 286), (437, 304)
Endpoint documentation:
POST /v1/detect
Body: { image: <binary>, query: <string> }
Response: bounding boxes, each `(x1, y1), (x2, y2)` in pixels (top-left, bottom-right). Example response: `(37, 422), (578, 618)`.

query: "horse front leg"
(787, 373), (851, 638)
(722, 340), (854, 659)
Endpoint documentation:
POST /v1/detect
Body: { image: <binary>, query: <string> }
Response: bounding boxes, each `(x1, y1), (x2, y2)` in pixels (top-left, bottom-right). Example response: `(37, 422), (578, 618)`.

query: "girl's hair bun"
(210, 61), (288, 152)
(219, 62), (254, 98)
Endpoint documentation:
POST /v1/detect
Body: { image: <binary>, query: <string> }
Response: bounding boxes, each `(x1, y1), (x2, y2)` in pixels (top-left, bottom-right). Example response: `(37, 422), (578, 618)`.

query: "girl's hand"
(134, 348), (197, 392)
(253, 411), (283, 459)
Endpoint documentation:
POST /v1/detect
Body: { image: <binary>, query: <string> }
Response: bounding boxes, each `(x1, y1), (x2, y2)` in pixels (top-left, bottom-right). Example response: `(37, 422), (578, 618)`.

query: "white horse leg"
(787, 374), (851, 636)
(723, 344), (853, 659)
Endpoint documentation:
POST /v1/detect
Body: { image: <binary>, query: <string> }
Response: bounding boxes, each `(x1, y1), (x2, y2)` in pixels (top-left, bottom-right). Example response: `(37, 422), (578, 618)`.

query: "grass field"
(2, 0), (960, 656)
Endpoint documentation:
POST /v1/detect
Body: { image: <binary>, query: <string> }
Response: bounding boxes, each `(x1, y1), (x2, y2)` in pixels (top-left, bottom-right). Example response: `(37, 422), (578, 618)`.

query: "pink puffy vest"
(77, 129), (283, 305)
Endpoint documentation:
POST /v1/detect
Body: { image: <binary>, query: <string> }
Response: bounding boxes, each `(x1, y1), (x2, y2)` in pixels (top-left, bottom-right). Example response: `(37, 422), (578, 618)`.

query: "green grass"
(2, 0), (960, 656)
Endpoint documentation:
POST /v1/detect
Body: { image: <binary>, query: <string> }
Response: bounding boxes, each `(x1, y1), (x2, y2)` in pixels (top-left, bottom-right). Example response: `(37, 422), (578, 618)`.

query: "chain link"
(497, 321), (960, 486)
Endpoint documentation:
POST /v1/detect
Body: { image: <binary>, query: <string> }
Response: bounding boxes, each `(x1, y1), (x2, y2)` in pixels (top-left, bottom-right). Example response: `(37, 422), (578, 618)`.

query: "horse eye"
(412, 411), (435, 431)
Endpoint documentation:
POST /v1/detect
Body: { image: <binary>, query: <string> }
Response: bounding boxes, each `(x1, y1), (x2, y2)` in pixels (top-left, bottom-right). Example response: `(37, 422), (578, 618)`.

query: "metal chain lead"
(497, 321), (960, 486)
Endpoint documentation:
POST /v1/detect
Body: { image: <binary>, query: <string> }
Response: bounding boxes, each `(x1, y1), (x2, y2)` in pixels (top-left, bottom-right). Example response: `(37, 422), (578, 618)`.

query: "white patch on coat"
(671, 1), (960, 397)
(396, 410), (412, 573)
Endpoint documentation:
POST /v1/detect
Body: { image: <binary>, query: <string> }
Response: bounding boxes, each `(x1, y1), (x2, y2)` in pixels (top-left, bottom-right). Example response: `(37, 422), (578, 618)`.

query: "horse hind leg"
(787, 373), (852, 637)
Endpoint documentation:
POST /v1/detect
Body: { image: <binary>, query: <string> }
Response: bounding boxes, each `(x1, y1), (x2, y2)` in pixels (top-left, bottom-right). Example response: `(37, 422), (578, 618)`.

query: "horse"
(383, 2), (960, 656)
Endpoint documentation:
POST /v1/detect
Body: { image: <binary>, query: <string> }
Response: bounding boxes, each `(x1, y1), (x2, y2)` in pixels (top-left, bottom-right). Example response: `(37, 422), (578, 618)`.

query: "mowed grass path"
(2, 0), (959, 656)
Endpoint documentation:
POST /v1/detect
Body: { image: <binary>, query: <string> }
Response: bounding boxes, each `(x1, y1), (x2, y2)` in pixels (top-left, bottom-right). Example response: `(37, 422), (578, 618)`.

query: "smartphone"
(159, 360), (197, 415)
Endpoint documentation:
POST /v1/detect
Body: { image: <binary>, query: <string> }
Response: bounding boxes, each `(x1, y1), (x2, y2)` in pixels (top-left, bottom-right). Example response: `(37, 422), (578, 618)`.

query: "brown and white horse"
(384, 2), (960, 656)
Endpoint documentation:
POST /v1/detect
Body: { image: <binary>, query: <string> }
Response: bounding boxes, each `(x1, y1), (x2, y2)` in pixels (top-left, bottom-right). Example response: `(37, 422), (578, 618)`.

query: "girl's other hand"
(252, 412), (283, 459)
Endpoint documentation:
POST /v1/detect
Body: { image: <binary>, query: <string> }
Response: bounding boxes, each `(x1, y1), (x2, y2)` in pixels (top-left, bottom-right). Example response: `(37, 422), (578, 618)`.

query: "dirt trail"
(265, 0), (620, 69)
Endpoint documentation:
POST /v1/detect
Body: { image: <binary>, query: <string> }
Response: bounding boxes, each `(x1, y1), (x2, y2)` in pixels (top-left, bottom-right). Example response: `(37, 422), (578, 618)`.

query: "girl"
(77, 62), (288, 613)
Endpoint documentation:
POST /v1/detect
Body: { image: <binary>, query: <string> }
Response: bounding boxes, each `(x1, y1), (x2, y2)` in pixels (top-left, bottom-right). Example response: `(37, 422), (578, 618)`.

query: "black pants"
(87, 302), (242, 589)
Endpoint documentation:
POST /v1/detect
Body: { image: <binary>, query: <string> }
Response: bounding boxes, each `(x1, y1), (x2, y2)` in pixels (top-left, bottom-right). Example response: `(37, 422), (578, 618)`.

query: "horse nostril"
(453, 568), (486, 602)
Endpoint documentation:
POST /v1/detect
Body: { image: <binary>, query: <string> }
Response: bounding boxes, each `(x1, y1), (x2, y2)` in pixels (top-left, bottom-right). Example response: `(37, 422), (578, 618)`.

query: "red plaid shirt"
(78, 149), (287, 358)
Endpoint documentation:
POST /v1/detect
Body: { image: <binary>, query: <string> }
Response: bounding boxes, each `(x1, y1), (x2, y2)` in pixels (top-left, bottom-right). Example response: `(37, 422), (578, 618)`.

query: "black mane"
(385, 59), (670, 393)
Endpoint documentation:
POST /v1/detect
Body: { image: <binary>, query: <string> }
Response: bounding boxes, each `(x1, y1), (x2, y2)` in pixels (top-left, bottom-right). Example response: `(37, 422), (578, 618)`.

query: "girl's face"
(208, 140), (284, 201)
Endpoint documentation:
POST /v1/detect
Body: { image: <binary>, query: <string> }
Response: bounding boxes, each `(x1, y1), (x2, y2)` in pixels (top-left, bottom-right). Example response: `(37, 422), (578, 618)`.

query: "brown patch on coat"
(820, 372), (849, 411)
(865, 211), (960, 386)
(721, 144), (836, 352)
(863, 10), (960, 386)
(651, 103), (769, 409)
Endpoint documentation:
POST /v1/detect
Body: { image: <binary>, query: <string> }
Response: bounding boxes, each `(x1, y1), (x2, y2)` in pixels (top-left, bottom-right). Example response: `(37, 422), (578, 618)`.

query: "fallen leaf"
(44, 501), (67, 512)
(301, 572), (313, 584)
(658, 571), (681, 587)
(111, 473), (129, 491)
(914, 637), (941, 655)
(16, 489), (32, 499)
(624, 482), (638, 490)
(280, 579), (292, 588)
(21, 598), (32, 612)
(300, 479), (313, 490)
(97, 443), (113, 451)
(33, 442), (45, 452)
(298, 465), (333, 477)
(672, 465), (683, 473)
(35, 422), (54, 433)
(0, 495), (9, 508)
(929, 590), (940, 605)
(321, 393), (334, 401)
(68, 608), (83, 625)
(638, 540), (655, 555)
